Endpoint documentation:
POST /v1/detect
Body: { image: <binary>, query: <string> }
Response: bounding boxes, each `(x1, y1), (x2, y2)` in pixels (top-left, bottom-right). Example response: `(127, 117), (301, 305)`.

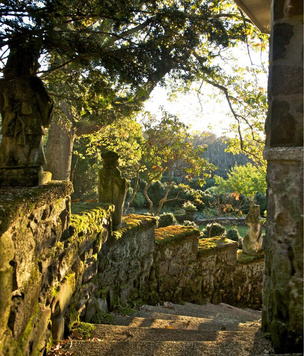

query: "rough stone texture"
(1, 188), (266, 355)
(263, 0), (303, 352)
(152, 229), (264, 309)
(95, 214), (157, 312)
(0, 184), (115, 355)
(262, 149), (303, 352)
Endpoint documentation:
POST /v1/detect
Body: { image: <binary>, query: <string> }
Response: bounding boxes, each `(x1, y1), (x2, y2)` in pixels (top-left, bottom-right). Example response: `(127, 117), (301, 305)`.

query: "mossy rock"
(198, 237), (238, 255)
(155, 225), (200, 246)
(237, 249), (264, 264)
(112, 214), (157, 241)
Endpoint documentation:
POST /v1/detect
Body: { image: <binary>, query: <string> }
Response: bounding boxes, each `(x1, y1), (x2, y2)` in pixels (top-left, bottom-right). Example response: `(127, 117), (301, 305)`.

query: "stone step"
(111, 302), (262, 332)
(48, 303), (277, 355)
(110, 314), (260, 332)
(65, 338), (271, 356)
(90, 323), (258, 342)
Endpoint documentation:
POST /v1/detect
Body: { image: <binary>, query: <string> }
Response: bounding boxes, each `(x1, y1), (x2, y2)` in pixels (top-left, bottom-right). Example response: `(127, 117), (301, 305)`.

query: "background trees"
(0, 0), (264, 180)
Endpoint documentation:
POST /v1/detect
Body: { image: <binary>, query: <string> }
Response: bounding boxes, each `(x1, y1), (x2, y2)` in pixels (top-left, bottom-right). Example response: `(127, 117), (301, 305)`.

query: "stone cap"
(263, 146), (303, 161)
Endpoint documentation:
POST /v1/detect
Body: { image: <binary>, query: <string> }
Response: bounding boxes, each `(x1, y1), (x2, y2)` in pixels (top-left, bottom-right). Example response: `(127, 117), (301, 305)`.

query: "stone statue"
(242, 204), (263, 255)
(98, 151), (129, 230)
(0, 32), (53, 186)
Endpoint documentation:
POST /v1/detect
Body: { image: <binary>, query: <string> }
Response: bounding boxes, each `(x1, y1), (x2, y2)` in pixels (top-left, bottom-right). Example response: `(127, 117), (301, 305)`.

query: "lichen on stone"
(112, 214), (157, 241)
(237, 249), (264, 264)
(155, 225), (200, 246)
(0, 181), (73, 234)
(198, 236), (238, 255)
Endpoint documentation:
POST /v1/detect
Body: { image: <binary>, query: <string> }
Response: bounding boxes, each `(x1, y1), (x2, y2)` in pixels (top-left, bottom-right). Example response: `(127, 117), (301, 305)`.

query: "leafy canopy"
(1, 0), (255, 123)
(213, 162), (266, 199)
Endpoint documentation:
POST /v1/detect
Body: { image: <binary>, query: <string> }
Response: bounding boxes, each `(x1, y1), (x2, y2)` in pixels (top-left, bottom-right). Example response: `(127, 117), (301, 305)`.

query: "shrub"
(226, 227), (243, 248)
(201, 222), (226, 238)
(183, 201), (197, 211)
(158, 213), (177, 228)
(226, 227), (240, 242)
(148, 180), (166, 205)
(183, 220), (199, 228)
(132, 192), (146, 209)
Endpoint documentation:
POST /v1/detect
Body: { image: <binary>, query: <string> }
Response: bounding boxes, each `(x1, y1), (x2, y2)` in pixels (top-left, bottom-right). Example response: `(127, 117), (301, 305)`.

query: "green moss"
(237, 249), (264, 264)
(19, 304), (40, 351)
(112, 214), (157, 241)
(70, 203), (115, 239)
(198, 237), (238, 256)
(91, 311), (113, 324)
(155, 225), (200, 246)
(52, 285), (60, 298)
(70, 322), (96, 339)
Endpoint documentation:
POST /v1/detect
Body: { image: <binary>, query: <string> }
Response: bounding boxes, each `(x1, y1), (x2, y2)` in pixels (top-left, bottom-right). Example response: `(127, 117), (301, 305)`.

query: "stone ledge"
(155, 225), (200, 247)
(263, 146), (303, 161)
(198, 237), (238, 256)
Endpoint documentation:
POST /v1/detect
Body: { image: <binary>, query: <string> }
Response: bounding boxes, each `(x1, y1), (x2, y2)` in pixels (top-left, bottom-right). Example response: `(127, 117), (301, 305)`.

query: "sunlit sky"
(143, 44), (269, 137)
(144, 84), (232, 136)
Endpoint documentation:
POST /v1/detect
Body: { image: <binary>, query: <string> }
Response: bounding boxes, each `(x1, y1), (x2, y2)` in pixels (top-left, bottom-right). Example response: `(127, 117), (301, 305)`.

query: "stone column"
(262, 0), (303, 352)
(98, 151), (129, 230)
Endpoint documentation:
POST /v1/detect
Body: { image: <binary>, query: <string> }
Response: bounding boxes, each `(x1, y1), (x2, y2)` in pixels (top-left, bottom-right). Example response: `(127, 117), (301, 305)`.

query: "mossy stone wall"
(1, 186), (265, 355)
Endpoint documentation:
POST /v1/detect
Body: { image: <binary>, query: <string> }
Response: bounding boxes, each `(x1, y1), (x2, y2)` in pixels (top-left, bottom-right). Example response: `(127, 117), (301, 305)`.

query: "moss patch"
(155, 225), (200, 246)
(112, 214), (157, 241)
(70, 202), (114, 235)
(198, 237), (238, 255)
(237, 249), (264, 264)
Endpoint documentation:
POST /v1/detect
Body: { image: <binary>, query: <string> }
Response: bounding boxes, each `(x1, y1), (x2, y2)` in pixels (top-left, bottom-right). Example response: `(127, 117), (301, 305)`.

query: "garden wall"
(0, 183), (264, 356)
(152, 228), (264, 309)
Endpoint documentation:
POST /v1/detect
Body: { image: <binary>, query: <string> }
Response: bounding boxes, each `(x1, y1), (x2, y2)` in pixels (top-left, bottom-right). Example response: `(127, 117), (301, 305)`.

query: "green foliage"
(132, 192), (146, 209)
(183, 201), (197, 211)
(226, 227), (242, 248)
(201, 222), (226, 238)
(183, 220), (199, 228)
(147, 180), (166, 206)
(213, 163), (266, 200)
(158, 213), (177, 228)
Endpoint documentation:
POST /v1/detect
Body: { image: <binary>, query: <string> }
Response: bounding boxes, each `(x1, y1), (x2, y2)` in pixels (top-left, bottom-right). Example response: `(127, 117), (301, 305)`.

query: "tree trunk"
(45, 121), (76, 180)
(45, 99), (103, 181)
(143, 181), (154, 215)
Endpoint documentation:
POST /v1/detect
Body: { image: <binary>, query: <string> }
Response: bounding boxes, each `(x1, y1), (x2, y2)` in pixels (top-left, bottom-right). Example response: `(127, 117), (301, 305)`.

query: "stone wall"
(1, 185), (265, 356)
(263, 0), (303, 352)
(0, 184), (115, 356)
(0, 182), (73, 355)
(152, 227), (264, 309)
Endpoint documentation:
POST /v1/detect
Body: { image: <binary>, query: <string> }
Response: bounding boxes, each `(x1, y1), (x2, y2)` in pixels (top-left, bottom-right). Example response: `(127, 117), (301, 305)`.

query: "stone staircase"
(49, 302), (285, 356)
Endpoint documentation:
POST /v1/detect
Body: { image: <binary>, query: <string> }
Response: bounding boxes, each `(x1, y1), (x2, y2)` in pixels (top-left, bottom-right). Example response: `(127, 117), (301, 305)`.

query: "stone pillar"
(98, 151), (129, 230)
(262, 0), (303, 352)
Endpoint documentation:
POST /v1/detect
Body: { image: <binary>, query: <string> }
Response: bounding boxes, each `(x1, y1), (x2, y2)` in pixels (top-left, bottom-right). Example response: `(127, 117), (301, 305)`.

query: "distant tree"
(192, 132), (250, 178)
(213, 162), (266, 199)
(139, 111), (215, 215)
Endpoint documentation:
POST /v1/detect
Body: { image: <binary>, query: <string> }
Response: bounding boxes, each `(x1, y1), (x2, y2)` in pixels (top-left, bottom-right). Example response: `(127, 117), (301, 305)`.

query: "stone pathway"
(49, 302), (302, 356)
